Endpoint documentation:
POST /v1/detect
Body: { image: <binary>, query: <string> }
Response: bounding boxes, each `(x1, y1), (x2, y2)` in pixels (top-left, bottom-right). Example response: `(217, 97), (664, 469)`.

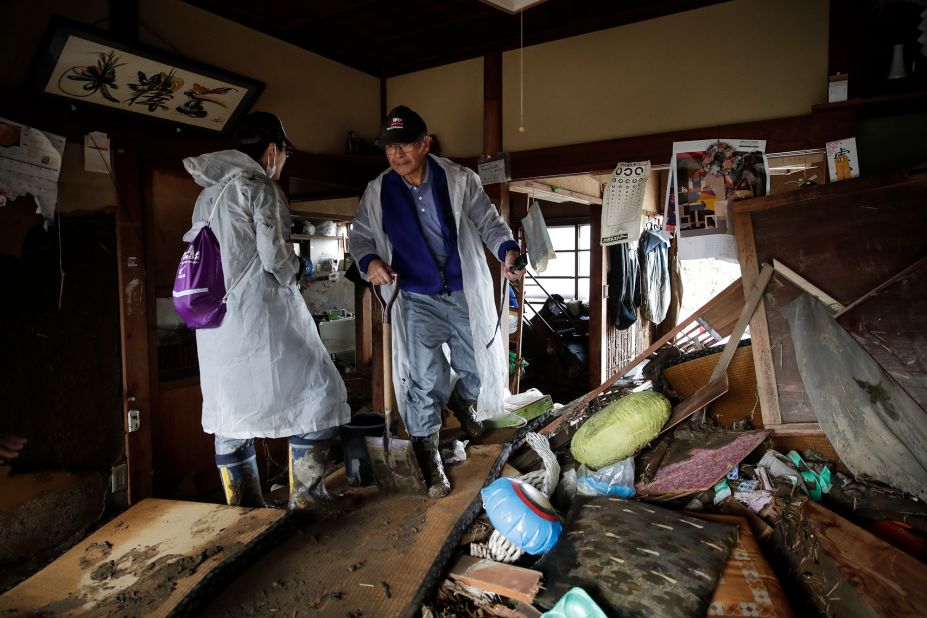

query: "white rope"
(471, 432), (559, 563)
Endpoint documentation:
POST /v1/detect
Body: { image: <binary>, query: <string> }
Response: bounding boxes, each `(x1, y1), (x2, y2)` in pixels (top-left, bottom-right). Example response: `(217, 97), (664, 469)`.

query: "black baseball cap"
(234, 111), (294, 149)
(379, 105), (427, 146)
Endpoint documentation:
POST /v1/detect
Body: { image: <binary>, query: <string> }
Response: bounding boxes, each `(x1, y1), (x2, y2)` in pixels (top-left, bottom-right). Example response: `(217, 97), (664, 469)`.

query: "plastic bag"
(638, 229), (670, 324)
(576, 457), (635, 498)
(521, 201), (556, 273)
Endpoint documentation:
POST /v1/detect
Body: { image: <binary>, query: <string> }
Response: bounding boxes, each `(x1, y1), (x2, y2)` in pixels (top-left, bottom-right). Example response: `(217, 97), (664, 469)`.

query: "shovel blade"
(363, 435), (428, 494)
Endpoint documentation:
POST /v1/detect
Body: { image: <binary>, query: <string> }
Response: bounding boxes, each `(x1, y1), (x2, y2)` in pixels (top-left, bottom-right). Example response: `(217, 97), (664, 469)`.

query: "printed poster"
(601, 161), (650, 245)
(666, 139), (769, 260)
(825, 138), (860, 182)
(0, 117), (66, 219)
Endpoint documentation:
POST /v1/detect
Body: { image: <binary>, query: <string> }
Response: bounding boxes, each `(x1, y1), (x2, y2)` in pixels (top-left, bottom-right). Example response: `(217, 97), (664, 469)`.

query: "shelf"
(289, 234), (347, 241)
(812, 90), (927, 117)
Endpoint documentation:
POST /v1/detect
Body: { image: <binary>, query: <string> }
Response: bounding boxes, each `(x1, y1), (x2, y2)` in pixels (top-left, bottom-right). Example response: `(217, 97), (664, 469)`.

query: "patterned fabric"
(698, 514), (794, 618)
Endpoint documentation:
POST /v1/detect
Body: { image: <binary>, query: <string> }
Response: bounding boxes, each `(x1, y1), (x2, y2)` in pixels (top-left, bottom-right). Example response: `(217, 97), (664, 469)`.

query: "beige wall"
(383, 0), (829, 157)
(0, 0), (379, 154)
(502, 0), (829, 151)
(386, 58), (484, 157)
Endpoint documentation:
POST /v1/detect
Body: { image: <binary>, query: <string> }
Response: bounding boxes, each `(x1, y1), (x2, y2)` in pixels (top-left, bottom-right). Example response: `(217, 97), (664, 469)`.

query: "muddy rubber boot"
(288, 437), (357, 517)
(413, 431), (451, 498)
(448, 389), (485, 439)
(216, 444), (266, 507)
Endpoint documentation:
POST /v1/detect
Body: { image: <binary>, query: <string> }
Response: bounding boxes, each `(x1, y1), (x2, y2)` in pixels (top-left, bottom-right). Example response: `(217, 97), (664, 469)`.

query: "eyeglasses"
(279, 143), (294, 159)
(384, 142), (420, 155)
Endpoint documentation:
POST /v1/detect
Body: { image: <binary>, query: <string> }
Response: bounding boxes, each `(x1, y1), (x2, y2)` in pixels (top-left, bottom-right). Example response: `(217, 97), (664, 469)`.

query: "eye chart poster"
(601, 160), (650, 245)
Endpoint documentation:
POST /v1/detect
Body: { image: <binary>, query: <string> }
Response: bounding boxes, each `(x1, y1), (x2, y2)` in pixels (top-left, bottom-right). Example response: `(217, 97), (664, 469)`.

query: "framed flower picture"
(30, 19), (264, 136)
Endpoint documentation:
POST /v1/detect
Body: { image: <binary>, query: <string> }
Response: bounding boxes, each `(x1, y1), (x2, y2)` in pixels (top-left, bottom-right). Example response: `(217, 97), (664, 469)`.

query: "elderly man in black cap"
(350, 106), (525, 497)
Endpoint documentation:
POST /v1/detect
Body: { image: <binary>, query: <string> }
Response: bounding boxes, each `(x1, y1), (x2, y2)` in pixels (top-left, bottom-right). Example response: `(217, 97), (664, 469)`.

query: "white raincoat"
(350, 155), (511, 422)
(184, 150), (349, 439)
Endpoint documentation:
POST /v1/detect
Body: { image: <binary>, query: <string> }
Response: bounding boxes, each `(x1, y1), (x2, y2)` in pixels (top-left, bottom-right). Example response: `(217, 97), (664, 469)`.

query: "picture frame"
(29, 18), (264, 137)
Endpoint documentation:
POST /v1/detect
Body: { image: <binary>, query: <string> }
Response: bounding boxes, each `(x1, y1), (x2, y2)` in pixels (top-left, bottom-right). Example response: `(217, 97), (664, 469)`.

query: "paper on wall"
(0, 117), (65, 219)
(84, 131), (111, 174)
(825, 137), (860, 182)
(601, 161), (650, 245)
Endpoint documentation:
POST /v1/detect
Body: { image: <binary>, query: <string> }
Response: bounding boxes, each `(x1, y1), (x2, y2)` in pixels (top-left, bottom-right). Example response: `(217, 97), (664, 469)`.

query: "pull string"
(518, 10), (525, 133)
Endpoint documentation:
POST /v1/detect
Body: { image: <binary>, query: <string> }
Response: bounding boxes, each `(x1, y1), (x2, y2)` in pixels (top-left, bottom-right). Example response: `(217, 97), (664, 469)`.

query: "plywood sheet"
(200, 444), (504, 618)
(743, 173), (927, 424)
(0, 499), (286, 617)
(838, 263), (927, 412)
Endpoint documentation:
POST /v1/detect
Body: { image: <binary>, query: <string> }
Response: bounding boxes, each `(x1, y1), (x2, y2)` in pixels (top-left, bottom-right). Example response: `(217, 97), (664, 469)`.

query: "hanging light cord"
(519, 10), (525, 133)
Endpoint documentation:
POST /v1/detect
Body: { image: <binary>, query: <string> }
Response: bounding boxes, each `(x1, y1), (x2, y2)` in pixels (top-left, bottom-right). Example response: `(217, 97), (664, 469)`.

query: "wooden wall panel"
(733, 169), (927, 425)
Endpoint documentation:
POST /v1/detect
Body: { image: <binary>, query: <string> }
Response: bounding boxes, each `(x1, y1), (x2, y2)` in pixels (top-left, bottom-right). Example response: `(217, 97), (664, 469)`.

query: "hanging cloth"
(607, 241), (641, 330)
(638, 230), (671, 324)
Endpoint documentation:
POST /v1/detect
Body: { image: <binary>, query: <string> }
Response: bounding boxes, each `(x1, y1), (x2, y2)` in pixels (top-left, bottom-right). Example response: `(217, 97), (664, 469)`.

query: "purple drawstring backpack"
(172, 175), (255, 329)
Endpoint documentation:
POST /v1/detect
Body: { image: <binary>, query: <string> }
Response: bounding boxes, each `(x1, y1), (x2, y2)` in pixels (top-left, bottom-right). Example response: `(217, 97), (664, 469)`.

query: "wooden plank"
(448, 555), (542, 604)
(587, 203), (607, 388)
(733, 209), (782, 426)
(0, 499), (286, 616)
(199, 445), (505, 618)
(355, 285), (373, 370)
(804, 499), (927, 617)
(772, 258), (845, 313)
(113, 142), (154, 502)
(509, 180), (602, 205)
(509, 113), (856, 180)
(835, 256), (927, 319)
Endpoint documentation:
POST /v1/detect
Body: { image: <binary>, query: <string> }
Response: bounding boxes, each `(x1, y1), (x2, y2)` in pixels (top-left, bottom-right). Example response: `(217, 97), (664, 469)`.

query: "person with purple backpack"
(181, 112), (350, 511)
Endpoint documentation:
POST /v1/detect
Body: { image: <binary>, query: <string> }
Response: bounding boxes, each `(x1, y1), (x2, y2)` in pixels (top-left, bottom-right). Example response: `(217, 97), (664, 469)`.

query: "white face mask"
(265, 144), (278, 178)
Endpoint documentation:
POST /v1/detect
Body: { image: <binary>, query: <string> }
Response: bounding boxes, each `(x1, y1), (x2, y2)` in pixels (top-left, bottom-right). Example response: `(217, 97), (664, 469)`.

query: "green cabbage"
(571, 391), (671, 470)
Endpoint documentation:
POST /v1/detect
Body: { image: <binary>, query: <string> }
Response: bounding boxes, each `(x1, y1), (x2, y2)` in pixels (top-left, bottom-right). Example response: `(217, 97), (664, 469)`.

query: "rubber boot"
(448, 389), (485, 439)
(288, 438), (336, 512)
(216, 444), (266, 507)
(412, 431), (451, 498)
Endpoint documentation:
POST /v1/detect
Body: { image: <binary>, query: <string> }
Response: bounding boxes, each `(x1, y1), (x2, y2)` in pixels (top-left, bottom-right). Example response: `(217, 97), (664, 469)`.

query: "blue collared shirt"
(402, 159), (449, 267)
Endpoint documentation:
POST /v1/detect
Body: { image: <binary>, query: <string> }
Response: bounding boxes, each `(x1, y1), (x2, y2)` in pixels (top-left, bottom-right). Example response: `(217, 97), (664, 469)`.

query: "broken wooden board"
(448, 555), (542, 604)
(636, 430), (770, 498)
(803, 500), (927, 617)
(0, 498), (286, 617)
(837, 259), (927, 412)
(534, 496), (738, 617)
(199, 444), (504, 618)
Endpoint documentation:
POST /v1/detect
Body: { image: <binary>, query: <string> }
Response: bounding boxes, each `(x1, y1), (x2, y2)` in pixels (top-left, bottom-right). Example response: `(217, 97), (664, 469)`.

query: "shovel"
(364, 277), (428, 494)
(660, 263), (775, 434)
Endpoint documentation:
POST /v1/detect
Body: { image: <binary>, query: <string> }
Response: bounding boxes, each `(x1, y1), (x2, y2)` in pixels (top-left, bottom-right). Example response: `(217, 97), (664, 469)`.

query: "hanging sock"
(288, 438), (335, 511)
(215, 444), (265, 507)
(412, 431), (451, 498)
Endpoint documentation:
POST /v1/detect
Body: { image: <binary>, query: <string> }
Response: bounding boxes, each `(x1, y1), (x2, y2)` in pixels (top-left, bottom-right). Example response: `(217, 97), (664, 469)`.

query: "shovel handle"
(373, 275), (400, 325)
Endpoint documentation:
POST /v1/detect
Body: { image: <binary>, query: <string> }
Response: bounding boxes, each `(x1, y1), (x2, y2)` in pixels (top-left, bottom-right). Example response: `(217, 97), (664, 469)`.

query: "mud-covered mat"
(535, 496), (738, 617)
(0, 498), (286, 617)
(200, 444), (504, 618)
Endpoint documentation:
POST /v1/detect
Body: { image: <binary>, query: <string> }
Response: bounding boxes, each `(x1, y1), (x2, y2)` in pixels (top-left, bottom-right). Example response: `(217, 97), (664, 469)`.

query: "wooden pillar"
(112, 142), (154, 502)
(587, 204), (607, 388)
(354, 285), (373, 371)
(371, 302), (385, 413)
(483, 52), (508, 311)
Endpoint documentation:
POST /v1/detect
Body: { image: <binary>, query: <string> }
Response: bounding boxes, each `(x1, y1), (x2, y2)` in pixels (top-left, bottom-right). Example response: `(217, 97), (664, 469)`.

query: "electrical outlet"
(110, 462), (128, 493)
(127, 409), (141, 433)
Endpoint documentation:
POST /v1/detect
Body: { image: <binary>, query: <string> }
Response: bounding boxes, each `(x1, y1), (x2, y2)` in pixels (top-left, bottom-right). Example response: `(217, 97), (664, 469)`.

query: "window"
(522, 223), (590, 316)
